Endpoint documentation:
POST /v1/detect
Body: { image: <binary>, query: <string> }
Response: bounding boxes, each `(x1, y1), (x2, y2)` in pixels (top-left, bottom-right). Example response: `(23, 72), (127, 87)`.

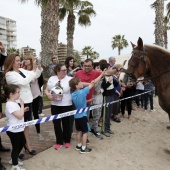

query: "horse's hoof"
(166, 126), (170, 130)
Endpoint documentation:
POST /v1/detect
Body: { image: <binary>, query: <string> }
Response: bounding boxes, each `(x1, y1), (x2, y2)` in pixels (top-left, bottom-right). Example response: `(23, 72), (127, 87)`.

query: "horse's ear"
(130, 41), (136, 48)
(137, 37), (143, 49)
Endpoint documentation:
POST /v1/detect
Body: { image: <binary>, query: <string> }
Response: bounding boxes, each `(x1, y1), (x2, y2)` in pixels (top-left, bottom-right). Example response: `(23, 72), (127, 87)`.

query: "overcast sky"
(0, 0), (169, 59)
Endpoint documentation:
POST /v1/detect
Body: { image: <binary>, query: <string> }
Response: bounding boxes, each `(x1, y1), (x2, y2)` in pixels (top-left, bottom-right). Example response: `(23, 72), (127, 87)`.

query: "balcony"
(0, 29), (6, 35)
(6, 26), (16, 32)
(7, 36), (16, 42)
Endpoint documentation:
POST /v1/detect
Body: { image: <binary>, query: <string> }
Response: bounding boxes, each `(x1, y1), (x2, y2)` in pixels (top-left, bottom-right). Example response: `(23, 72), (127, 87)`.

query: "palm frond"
(59, 8), (67, 21)
(78, 15), (91, 26)
(150, 1), (157, 9)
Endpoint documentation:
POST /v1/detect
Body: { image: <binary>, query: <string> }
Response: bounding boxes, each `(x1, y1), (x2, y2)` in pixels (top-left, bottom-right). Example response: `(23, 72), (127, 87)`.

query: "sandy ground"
(5, 96), (170, 170)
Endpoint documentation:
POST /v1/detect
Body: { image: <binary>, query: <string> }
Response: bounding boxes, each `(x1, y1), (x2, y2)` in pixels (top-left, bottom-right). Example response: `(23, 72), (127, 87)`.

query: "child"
(69, 72), (104, 154)
(91, 62), (103, 139)
(5, 84), (28, 170)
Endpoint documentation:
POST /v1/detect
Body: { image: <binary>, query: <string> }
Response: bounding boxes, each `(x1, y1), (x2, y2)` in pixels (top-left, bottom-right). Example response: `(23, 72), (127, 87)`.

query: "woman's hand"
(46, 92), (55, 100)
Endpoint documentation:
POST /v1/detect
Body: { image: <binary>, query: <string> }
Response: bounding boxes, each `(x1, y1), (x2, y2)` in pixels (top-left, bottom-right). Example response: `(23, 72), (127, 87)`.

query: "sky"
(0, 0), (170, 59)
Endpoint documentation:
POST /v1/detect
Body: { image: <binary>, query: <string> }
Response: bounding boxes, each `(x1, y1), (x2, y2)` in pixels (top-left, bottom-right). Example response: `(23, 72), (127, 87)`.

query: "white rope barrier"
(0, 90), (153, 133)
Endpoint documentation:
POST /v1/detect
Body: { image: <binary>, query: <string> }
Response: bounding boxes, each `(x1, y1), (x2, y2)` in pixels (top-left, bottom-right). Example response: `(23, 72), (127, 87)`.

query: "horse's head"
(126, 37), (149, 79)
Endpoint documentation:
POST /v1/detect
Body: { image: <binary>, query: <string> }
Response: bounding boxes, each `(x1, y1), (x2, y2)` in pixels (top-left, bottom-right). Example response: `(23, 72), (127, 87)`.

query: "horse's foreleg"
(166, 113), (170, 130)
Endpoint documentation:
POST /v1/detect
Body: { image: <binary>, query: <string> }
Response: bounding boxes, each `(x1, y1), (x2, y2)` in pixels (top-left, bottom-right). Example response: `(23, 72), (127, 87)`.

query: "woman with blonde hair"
(23, 56), (44, 140)
(4, 54), (41, 158)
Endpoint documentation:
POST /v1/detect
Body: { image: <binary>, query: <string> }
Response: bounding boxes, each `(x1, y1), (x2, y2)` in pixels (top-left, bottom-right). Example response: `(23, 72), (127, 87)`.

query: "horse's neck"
(145, 46), (170, 75)
(145, 45), (170, 86)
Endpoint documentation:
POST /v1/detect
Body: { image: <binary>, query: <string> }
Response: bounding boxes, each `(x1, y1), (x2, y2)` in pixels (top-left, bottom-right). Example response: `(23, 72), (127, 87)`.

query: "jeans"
(102, 95), (114, 132)
(144, 91), (154, 110)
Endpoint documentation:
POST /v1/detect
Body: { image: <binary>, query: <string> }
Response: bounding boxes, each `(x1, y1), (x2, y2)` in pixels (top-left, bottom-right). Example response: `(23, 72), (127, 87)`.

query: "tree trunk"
(67, 12), (75, 58)
(164, 30), (168, 49)
(41, 0), (59, 80)
(118, 48), (121, 55)
(155, 0), (164, 47)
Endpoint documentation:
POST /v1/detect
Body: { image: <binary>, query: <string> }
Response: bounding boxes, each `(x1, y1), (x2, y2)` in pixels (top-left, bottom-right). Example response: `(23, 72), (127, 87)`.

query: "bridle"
(128, 46), (170, 80)
(126, 47), (148, 79)
(129, 47), (147, 70)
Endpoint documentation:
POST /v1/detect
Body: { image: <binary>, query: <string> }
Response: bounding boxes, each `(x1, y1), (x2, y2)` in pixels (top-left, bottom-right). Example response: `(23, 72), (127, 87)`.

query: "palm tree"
(166, 2), (170, 18)
(59, 0), (96, 58)
(20, 0), (59, 78)
(82, 46), (99, 59)
(151, 0), (164, 47)
(73, 51), (82, 65)
(7, 48), (19, 55)
(82, 46), (92, 59)
(111, 35), (128, 55)
(163, 16), (170, 49)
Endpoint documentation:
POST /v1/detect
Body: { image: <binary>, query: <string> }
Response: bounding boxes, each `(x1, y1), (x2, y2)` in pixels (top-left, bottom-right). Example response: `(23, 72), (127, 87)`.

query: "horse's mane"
(145, 44), (170, 58)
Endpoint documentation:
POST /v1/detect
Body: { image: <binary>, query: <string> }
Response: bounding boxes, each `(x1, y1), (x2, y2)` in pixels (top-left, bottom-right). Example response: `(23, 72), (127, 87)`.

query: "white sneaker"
(9, 159), (23, 166)
(144, 110), (147, 112)
(11, 165), (25, 170)
(39, 113), (45, 117)
(151, 109), (156, 112)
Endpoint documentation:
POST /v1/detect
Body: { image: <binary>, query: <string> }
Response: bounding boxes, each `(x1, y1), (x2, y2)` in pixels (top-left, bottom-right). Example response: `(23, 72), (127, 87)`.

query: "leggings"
(7, 131), (26, 165)
(32, 96), (41, 133)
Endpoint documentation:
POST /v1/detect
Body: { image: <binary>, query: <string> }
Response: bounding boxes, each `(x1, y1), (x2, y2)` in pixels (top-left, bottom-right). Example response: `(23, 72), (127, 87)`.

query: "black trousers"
(6, 131), (26, 165)
(32, 96), (41, 133)
(121, 89), (132, 116)
(51, 105), (72, 145)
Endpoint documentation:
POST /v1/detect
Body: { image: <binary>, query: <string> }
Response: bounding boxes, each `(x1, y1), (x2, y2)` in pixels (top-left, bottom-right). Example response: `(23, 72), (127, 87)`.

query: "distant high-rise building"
(0, 16), (17, 50)
(18, 46), (36, 58)
(57, 42), (83, 64)
(58, 42), (67, 64)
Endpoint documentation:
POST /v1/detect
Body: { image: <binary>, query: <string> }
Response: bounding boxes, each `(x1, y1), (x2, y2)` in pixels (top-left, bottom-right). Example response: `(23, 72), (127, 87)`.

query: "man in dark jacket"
(0, 42), (10, 170)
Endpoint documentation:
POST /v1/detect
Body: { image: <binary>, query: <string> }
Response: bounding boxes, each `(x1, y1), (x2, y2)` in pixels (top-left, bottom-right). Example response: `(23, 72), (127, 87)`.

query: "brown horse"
(126, 37), (170, 128)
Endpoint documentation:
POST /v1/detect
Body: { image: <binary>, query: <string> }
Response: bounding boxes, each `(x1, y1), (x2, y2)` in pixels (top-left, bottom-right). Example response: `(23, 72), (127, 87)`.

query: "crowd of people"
(0, 42), (155, 170)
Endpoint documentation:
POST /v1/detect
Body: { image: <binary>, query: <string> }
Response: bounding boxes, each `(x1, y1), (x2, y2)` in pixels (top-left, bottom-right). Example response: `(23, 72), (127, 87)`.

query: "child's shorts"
(75, 116), (89, 134)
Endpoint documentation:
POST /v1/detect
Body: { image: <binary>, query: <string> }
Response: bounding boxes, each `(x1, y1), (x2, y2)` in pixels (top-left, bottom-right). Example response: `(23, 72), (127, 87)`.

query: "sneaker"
(80, 147), (92, 154)
(75, 145), (81, 151)
(151, 109), (156, 112)
(9, 159), (23, 166)
(39, 113), (45, 117)
(86, 139), (90, 145)
(93, 131), (103, 140)
(54, 144), (63, 150)
(101, 131), (110, 137)
(11, 165), (25, 170)
(107, 130), (114, 134)
(113, 118), (121, 123)
(65, 143), (71, 148)
(144, 110), (147, 112)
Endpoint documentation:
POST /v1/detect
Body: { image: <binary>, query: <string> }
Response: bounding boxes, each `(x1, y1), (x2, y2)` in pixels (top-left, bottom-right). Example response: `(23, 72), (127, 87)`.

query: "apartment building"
(0, 16), (17, 50)
(57, 42), (83, 64)
(58, 42), (67, 63)
(18, 46), (36, 58)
